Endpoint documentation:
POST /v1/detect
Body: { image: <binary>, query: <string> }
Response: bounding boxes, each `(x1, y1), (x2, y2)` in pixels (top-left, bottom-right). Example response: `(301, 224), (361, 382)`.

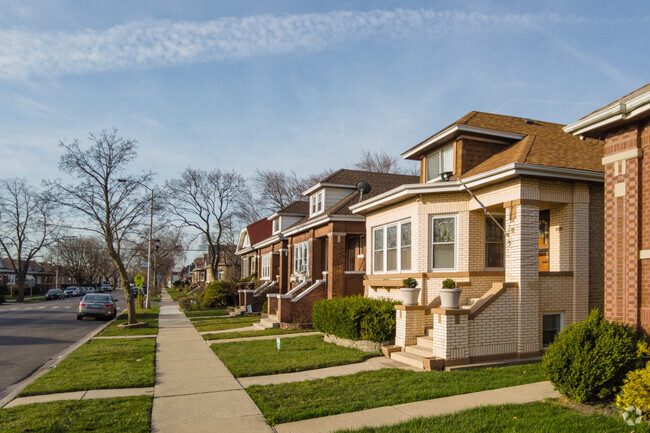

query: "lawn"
(166, 287), (183, 301)
(203, 327), (316, 340)
(193, 315), (260, 332)
(247, 362), (546, 425)
(335, 401), (650, 433)
(98, 305), (160, 336)
(0, 396), (152, 433)
(185, 308), (228, 318)
(20, 339), (156, 396)
(211, 334), (378, 377)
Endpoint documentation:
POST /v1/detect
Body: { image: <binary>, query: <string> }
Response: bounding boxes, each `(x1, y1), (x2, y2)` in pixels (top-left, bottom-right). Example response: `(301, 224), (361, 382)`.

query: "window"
(373, 220), (411, 273)
(218, 270), (224, 280)
(431, 215), (456, 269)
(261, 254), (271, 280)
(359, 235), (365, 257)
(425, 145), (453, 182)
(8, 274), (15, 285)
(346, 238), (356, 271)
(242, 258), (249, 277)
(272, 218), (280, 234)
(317, 192), (323, 212)
(251, 256), (257, 276)
(543, 313), (562, 347)
(485, 216), (505, 268)
(293, 242), (310, 274)
(311, 192), (324, 215)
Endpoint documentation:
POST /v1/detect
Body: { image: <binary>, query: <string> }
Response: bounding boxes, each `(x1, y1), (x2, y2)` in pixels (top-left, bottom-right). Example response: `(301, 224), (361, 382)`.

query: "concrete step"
(404, 344), (433, 358)
(268, 314), (279, 321)
(390, 351), (424, 369)
(229, 308), (244, 317)
(416, 335), (434, 349)
(254, 317), (280, 330)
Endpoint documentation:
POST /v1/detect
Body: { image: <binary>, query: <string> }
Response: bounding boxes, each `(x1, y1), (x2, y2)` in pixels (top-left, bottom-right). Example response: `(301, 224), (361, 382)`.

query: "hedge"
(312, 295), (400, 343)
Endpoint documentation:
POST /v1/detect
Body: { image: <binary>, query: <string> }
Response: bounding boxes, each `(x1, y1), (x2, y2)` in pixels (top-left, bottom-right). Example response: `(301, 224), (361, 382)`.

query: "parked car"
(87, 287), (97, 293)
(78, 287), (87, 296)
(45, 289), (64, 300)
(64, 287), (79, 298)
(77, 294), (118, 320)
(101, 284), (112, 292)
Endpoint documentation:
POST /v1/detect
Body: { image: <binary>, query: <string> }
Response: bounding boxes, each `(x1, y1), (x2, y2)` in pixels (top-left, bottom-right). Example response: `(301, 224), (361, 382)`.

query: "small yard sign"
(276, 337), (281, 351)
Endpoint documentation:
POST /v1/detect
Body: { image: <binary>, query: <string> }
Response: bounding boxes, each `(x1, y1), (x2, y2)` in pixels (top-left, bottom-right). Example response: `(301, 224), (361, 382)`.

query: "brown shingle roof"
(276, 200), (309, 215)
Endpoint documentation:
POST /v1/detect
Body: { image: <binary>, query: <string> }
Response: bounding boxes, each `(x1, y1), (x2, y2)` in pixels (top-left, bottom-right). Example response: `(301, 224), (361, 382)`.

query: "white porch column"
(505, 202), (541, 356)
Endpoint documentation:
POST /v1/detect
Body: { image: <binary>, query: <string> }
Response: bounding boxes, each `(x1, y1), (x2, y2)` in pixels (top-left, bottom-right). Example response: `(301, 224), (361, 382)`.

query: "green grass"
(185, 308), (228, 318)
(0, 396), (152, 433)
(211, 334), (378, 378)
(247, 362), (546, 425)
(98, 305), (159, 336)
(203, 327), (316, 340)
(149, 295), (161, 302)
(193, 316), (260, 332)
(335, 400), (650, 433)
(166, 287), (183, 301)
(20, 339), (156, 396)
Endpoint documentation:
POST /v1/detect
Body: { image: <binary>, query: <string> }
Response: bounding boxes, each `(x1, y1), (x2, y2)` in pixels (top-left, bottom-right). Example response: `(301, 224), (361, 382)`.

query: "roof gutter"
(564, 91), (650, 136)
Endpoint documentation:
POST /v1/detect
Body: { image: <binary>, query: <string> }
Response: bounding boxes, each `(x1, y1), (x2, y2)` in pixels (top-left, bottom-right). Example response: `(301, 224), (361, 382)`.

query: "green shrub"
(402, 277), (418, 288)
(542, 309), (638, 402)
(442, 278), (456, 289)
(262, 300), (268, 314)
(312, 296), (400, 343)
(202, 281), (228, 308)
(617, 362), (650, 418)
(177, 296), (193, 311)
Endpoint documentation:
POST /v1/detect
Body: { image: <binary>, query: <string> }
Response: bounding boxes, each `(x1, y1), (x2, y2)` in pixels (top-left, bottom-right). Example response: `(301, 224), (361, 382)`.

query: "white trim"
(260, 254), (271, 280)
(350, 163), (604, 214)
(430, 214), (457, 272)
(251, 234), (285, 250)
(401, 124), (525, 160)
(292, 280), (327, 303)
(602, 148), (643, 166)
(303, 182), (356, 196)
(372, 219), (412, 274)
(564, 90), (650, 135)
(344, 271), (366, 274)
(282, 214), (365, 237)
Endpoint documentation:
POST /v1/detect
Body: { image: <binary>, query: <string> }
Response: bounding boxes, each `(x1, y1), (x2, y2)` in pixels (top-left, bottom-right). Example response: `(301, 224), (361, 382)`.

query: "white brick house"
(350, 112), (605, 368)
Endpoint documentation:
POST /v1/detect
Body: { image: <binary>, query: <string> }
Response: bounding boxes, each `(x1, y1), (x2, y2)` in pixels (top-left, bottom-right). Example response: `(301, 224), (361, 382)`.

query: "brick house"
(350, 112), (604, 369)
(191, 245), (240, 286)
(564, 83), (650, 336)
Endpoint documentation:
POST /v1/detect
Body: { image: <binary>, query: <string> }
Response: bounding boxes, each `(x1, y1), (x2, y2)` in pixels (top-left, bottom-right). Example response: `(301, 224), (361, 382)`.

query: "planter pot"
(439, 288), (462, 308)
(400, 287), (421, 306)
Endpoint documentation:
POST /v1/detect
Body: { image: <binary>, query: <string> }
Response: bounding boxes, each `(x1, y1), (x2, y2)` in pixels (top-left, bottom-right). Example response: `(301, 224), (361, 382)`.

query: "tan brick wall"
(395, 307), (427, 347)
(468, 288), (517, 357)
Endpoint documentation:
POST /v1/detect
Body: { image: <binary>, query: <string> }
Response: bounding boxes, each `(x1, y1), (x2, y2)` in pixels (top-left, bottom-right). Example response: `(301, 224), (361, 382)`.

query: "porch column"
(328, 232), (346, 299)
(572, 184), (591, 323)
(505, 202), (541, 356)
(278, 240), (289, 294)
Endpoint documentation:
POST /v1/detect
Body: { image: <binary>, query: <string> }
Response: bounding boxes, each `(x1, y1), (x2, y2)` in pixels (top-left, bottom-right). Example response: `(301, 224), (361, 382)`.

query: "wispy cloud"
(0, 9), (621, 80)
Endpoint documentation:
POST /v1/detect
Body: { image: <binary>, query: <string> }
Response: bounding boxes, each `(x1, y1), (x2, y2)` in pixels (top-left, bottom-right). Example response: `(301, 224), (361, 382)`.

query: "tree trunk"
(16, 275), (25, 303)
(108, 252), (137, 324)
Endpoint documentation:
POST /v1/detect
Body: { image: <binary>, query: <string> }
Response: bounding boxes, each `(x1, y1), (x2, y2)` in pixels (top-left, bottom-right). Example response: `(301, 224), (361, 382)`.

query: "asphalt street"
(0, 290), (127, 401)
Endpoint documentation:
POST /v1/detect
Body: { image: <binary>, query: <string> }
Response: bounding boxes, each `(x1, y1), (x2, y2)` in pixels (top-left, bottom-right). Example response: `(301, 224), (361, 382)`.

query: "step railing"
(292, 279), (327, 303)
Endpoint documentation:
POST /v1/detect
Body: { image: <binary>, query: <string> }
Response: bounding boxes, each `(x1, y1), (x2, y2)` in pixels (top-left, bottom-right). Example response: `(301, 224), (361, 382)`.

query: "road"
(0, 290), (127, 401)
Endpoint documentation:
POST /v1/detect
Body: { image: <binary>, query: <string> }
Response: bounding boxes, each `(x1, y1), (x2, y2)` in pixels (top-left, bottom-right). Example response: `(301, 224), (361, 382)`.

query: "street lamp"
(118, 178), (154, 309)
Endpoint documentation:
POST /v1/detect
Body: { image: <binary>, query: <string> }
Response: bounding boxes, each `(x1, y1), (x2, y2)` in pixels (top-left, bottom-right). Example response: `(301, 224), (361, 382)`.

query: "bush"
(177, 296), (193, 311)
(202, 281), (228, 308)
(262, 300), (268, 314)
(542, 309), (638, 403)
(312, 296), (400, 343)
(617, 362), (650, 418)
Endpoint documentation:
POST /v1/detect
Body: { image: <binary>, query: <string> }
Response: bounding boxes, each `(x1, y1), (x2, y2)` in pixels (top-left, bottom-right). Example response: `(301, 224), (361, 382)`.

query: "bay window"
(373, 220), (411, 273)
(431, 215), (456, 270)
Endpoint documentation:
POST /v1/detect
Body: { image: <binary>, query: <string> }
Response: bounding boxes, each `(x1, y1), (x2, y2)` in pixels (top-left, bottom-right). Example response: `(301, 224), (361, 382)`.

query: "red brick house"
(564, 83), (650, 336)
(351, 112), (605, 368)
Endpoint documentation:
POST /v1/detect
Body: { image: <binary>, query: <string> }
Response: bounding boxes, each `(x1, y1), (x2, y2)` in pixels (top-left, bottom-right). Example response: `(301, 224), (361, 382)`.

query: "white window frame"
(425, 145), (454, 182)
(250, 256), (257, 277)
(372, 219), (412, 274)
(293, 242), (310, 275)
(542, 312), (564, 348)
(261, 254), (271, 280)
(8, 274), (15, 285)
(242, 258), (249, 277)
(430, 214), (457, 271)
(272, 218), (280, 234)
(311, 191), (325, 216)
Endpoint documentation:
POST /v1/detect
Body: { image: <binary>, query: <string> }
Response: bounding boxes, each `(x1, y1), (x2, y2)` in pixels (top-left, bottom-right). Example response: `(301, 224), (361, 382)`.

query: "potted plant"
(400, 277), (421, 306)
(440, 278), (462, 308)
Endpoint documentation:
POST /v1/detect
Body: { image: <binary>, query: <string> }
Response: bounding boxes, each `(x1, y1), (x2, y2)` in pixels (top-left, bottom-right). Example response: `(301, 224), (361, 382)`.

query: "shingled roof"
(246, 218), (273, 246)
(275, 200), (309, 215)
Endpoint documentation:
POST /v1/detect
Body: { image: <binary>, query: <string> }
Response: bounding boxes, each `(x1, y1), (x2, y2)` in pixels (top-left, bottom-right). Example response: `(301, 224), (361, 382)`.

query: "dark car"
(77, 294), (118, 320)
(45, 289), (64, 300)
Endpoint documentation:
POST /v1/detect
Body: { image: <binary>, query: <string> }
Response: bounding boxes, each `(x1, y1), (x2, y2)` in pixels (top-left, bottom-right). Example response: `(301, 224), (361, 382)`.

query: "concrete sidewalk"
(273, 381), (559, 433)
(4, 387), (154, 408)
(151, 292), (272, 433)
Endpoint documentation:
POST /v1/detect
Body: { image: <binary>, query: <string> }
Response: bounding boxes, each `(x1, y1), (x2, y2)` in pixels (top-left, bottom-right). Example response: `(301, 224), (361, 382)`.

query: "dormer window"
(311, 191), (324, 216)
(425, 145), (453, 182)
(272, 218), (280, 234)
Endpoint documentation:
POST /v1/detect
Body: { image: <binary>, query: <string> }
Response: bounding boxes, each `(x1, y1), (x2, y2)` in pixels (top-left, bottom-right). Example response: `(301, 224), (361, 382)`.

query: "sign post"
(134, 273), (144, 307)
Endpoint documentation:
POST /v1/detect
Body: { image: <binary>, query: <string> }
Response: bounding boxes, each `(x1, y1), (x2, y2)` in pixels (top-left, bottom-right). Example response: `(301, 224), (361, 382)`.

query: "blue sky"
(1, 0), (648, 188)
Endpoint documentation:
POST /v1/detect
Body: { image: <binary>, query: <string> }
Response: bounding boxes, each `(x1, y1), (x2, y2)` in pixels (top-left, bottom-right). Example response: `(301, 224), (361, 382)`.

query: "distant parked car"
(87, 287), (97, 293)
(45, 289), (64, 300)
(77, 293), (118, 320)
(78, 287), (87, 296)
(101, 284), (112, 292)
(63, 287), (78, 298)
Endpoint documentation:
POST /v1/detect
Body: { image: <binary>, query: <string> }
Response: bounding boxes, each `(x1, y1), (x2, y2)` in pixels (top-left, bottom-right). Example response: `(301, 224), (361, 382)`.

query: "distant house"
(351, 112), (604, 368)
(191, 246), (239, 286)
(0, 258), (58, 294)
(564, 83), (650, 336)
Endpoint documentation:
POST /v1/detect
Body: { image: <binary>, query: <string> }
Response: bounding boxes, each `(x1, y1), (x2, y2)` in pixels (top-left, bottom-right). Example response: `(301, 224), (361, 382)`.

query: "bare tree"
(251, 168), (332, 214)
(56, 236), (107, 286)
(0, 178), (58, 302)
(130, 225), (185, 294)
(353, 149), (408, 174)
(165, 168), (246, 284)
(47, 129), (151, 324)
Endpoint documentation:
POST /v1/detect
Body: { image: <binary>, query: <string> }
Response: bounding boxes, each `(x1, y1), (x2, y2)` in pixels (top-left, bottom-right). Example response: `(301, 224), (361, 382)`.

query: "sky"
(0, 1), (648, 212)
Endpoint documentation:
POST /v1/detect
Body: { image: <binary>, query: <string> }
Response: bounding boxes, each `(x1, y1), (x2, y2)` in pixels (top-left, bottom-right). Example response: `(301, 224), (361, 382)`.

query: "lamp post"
(118, 178), (154, 309)
(154, 239), (160, 295)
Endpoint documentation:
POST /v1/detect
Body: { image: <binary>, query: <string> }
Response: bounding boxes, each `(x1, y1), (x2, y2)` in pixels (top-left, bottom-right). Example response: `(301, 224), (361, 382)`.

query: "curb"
(0, 313), (120, 408)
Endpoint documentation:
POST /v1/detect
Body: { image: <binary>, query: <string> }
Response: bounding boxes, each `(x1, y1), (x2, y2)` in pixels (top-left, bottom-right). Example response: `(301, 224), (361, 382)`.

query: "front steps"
(253, 315), (280, 330)
(390, 327), (444, 370)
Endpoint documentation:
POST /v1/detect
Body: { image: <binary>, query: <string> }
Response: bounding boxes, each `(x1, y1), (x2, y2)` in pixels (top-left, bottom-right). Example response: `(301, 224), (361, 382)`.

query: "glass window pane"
(433, 218), (455, 243)
(426, 152), (440, 181)
(433, 244), (454, 269)
(387, 249), (397, 271)
(374, 229), (383, 250)
(401, 223), (411, 247)
(486, 217), (504, 242)
(441, 146), (453, 172)
(387, 226), (397, 248)
(486, 243), (504, 268)
(374, 251), (384, 272)
(401, 246), (411, 270)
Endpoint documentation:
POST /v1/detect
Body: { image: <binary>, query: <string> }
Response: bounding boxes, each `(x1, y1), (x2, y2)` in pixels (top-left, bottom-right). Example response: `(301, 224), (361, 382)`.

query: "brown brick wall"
(589, 183), (604, 312)
(456, 138), (507, 175)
